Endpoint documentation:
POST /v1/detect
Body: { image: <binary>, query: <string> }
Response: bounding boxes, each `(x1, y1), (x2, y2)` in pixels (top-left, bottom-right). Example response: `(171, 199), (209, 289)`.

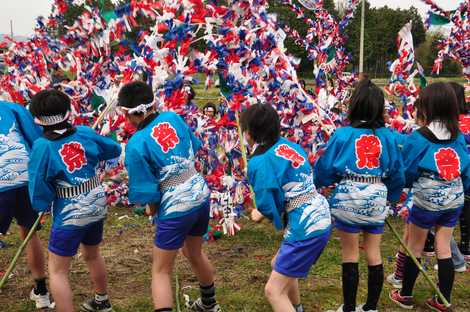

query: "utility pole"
(359, 0), (365, 77)
(10, 20), (13, 38)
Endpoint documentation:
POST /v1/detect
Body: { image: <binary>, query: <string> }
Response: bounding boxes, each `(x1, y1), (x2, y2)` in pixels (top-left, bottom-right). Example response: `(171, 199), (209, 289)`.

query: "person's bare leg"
(152, 246), (178, 309)
(288, 279), (301, 306)
(182, 236), (214, 286)
(264, 271), (296, 312)
(81, 244), (107, 295)
(19, 226), (46, 280)
(48, 252), (74, 312)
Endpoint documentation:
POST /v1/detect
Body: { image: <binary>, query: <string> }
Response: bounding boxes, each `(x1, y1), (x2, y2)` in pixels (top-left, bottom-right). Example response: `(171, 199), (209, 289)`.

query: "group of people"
(0, 78), (469, 312)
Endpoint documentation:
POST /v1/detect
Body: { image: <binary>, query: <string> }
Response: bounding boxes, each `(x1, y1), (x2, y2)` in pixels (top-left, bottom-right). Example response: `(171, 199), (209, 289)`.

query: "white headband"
(34, 111), (71, 126)
(122, 102), (155, 114)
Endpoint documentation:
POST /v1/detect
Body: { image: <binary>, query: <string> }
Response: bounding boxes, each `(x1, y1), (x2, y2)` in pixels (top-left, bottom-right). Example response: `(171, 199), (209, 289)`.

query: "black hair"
(448, 82), (467, 114)
(348, 79), (385, 129)
(118, 81), (154, 112)
(203, 102), (217, 112)
(29, 89), (72, 132)
(240, 104), (280, 145)
(30, 89), (70, 119)
(415, 82), (459, 139)
(299, 79), (306, 88)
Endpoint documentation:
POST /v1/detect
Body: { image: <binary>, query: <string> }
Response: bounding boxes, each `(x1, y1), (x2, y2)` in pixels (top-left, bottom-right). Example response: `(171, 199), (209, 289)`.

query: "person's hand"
(251, 208), (264, 222)
(146, 203), (157, 216)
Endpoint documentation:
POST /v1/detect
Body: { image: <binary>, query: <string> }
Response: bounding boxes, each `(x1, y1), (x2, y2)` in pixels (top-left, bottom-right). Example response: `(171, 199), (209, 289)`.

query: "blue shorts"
(155, 202), (210, 250)
(48, 220), (104, 257)
(335, 219), (384, 234)
(274, 229), (331, 278)
(409, 205), (462, 229)
(0, 186), (40, 234)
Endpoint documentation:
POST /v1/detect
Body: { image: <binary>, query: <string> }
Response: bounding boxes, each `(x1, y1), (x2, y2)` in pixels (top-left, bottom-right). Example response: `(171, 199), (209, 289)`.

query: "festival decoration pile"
(0, 0), (365, 236)
(421, 0), (469, 100)
(384, 21), (426, 132)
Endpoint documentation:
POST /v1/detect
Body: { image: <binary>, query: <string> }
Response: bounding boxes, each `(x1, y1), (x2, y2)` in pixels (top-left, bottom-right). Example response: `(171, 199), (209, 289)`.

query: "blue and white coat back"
(314, 126), (405, 227)
(0, 102), (42, 193)
(248, 138), (332, 243)
(403, 127), (470, 212)
(125, 112), (210, 220)
(28, 126), (122, 229)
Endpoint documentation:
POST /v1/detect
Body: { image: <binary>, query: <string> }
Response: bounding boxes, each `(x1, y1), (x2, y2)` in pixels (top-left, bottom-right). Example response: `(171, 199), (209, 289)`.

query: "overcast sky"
(0, 0), (463, 36)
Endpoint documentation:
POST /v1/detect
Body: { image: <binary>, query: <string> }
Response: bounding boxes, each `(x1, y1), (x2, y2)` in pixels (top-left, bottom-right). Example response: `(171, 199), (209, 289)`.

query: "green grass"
(1, 208), (470, 311)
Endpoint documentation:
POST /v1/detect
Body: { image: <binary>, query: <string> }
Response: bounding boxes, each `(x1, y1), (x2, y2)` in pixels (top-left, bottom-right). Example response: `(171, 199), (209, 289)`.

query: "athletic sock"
(460, 199), (470, 248)
(34, 278), (47, 296)
(342, 262), (359, 312)
(363, 264), (383, 311)
(94, 293), (109, 303)
(394, 250), (406, 280)
(437, 258), (454, 304)
(294, 303), (304, 312)
(154, 308), (172, 312)
(401, 256), (420, 297)
(200, 283), (216, 308)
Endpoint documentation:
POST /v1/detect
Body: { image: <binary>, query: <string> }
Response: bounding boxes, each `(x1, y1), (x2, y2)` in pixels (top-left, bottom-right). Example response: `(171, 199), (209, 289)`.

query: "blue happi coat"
(124, 112), (210, 220)
(403, 128), (470, 212)
(314, 126), (405, 227)
(248, 138), (332, 243)
(28, 126), (122, 229)
(0, 102), (42, 192)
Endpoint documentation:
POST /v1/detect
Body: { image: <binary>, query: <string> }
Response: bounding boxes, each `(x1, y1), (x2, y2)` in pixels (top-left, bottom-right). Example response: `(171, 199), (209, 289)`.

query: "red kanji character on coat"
(435, 148), (461, 181)
(151, 122), (180, 153)
(275, 144), (305, 169)
(355, 135), (382, 169)
(459, 114), (470, 135)
(59, 142), (87, 173)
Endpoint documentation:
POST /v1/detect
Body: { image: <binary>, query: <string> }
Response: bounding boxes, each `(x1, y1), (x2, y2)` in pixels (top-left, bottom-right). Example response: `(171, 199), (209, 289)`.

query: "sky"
(0, 0), (464, 36)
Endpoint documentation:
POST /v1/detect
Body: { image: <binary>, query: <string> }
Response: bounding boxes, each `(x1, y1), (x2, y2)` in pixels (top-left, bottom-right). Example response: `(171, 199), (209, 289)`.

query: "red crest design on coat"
(355, 135), (382, 169)
(151, 122), (180, 153)
(459, 114), (470, 135)
(59, 142), (87, 173)
(434, 148), (461, 181)
(275, 144), (305, 168)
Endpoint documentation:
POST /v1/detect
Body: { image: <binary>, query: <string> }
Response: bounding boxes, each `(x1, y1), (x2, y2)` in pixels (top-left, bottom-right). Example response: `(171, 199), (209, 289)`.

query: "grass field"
(1, 208), (469, 312)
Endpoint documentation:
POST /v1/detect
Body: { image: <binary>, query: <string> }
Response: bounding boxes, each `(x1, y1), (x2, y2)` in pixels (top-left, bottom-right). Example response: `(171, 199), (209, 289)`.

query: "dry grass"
(1, 208), (470, 311)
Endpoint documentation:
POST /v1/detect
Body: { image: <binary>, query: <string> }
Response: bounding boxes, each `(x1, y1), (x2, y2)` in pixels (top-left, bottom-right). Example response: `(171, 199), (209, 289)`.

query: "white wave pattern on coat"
(331, 180), (388, 225)
(159, 145), (210, 216)
(59, 185), (107, 227)
(0, 125), (29, 188)
(413, 172), (464, 211)
(283, 173), (331, 241)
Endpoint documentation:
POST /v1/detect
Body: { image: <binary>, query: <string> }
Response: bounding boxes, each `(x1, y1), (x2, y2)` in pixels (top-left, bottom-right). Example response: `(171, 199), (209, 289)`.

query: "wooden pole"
(359, 0), (365, 76)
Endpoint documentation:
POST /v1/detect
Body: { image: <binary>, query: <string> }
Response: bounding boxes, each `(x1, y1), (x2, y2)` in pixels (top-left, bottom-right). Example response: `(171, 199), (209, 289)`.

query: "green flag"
(91, 92), (105, 112)
(428, 12), (450, 26)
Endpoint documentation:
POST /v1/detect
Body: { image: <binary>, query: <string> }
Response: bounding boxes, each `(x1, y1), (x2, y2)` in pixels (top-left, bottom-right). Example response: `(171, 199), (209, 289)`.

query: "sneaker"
(389, 289), (414, 310)
(187, 298), (222, 312)
(325, 305), (355, 312)
(425, 296), (452, 312)
(433, 264), (467, 273)
(356, 304), (378, 312)
(80, 298), (113, 312)
(386, 273), (402, 289)
(30, 288), (55, 309)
